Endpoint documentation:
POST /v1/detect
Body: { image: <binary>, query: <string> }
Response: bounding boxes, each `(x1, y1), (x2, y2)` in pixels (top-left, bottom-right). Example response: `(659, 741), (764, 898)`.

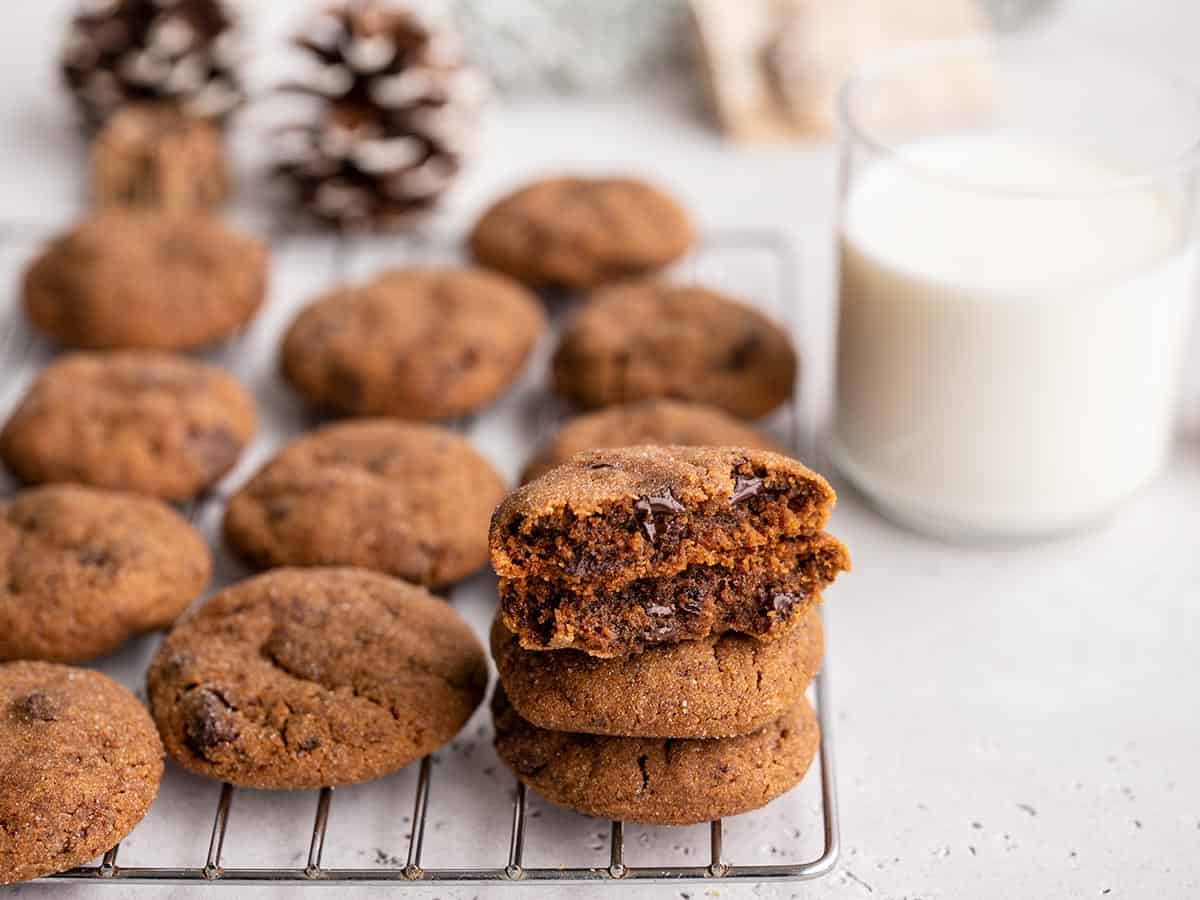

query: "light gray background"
(3, 1), (1199, 898)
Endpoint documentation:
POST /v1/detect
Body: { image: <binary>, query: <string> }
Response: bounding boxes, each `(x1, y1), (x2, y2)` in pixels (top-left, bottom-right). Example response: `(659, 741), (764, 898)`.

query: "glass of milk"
(830, 35), (1200, 539)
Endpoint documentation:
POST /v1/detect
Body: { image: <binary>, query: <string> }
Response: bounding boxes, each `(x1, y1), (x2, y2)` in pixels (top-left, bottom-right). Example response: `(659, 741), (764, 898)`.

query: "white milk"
(831, 135), (1197, 537)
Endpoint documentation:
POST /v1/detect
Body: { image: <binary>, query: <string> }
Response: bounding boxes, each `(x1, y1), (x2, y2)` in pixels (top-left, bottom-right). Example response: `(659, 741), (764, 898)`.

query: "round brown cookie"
(0, 661), (163, 884)
(492, 605), (822, 738)
(280, 267), (544, 421)
(224, 420), (505, 588)
(1, 351), (257, 502)
(552, 281), (797, 419)
(491, 444), (837, 588)
(23, 210), (267, 351)
(492, 688), (818, 825)
(522, 400), (785, 483)
(90, 103), (229, 214)
(492, 445), (845, 657)
(146, 568), (488, 789)
(0, 485), (210, 663)
(468, 176), (693, 290)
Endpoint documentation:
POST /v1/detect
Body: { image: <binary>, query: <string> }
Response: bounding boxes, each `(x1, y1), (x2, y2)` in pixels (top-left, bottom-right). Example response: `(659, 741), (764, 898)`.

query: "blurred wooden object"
(689, 0), (984, 140)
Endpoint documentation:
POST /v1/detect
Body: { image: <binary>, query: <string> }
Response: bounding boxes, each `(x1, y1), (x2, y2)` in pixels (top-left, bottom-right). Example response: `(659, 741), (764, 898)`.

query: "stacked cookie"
(488, 445), (849, 825)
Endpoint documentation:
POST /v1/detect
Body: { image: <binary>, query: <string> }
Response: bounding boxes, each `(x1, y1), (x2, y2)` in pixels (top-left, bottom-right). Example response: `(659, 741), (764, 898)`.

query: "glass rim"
(837, 34), (1200, 198)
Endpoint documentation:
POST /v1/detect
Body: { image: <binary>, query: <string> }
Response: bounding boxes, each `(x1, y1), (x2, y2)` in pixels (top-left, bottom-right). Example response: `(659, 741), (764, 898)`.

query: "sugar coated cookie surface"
(147, 568), (488, 789)
(0, 661), (163, 884)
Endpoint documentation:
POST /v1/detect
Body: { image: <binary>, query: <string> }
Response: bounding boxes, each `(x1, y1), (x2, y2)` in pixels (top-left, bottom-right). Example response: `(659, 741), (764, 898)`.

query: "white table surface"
(4, 2), (1200, 899)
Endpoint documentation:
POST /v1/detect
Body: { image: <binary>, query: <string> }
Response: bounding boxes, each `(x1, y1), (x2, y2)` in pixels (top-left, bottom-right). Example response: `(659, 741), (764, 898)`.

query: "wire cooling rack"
(48, 673), (837, 886)
(0, 222), (839, 887)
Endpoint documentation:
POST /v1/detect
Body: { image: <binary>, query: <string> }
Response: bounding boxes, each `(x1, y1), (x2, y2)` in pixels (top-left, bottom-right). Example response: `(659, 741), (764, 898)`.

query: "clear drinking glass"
(829, 35), (1200, 539)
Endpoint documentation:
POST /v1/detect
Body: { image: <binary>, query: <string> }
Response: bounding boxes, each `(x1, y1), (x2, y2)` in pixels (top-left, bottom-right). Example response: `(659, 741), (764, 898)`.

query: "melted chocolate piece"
(723, 333), (763, 370)
(185, 425), (241, 481)
(633, 489), (686, 542)
(731, 475), (764, 504)
(13, 691), (59, 722)
(183, 687), (239, 756)
(77, 546), (113, 567)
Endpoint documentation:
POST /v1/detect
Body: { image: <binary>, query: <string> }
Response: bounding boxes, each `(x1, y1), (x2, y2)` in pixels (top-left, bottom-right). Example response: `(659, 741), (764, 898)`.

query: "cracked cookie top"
(551, 280), (798, 419)
(0, 351), (256, 502)
(146, 567), (488, 789)
(0, 661), (163, 885)
(0, 484), (211, 663)
(280, 267), (545, 421)
(22, 210), (267, 352)
(468, 176), (694, 291)
(223, 420), (506, 588)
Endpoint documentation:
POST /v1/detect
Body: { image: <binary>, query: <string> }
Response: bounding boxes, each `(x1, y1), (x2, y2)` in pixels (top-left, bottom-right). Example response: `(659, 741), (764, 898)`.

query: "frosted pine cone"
(273, 0), (487, 230)
(60, 0), (244, 128)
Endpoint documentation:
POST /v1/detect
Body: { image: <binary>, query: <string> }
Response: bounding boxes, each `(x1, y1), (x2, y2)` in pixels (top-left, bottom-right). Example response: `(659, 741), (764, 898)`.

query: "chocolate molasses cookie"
(492, 606), (823, 738)
(0, 485), (210, 663)
(492, 445), (837, 588)
(468, 176), (693, 290)
(147, 568), (488, 789)
(492, 445), (845, 656)
(23, 210), (267, 351)
(224, 420), (505, 588)
(552, 282), (797, 419)
(521, 399), (784, 483)
(492, 688), (818, 825)
(1, 351), (256, 501)
(91, 103), (229, 213)
(0, 661), (163, 884)
(280, 267), (544, 421)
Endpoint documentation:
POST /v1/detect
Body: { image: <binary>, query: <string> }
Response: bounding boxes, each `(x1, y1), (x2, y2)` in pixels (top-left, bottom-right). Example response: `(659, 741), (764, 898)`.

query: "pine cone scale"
(61, 0), (244, 128)
(273, 1), (485, 230)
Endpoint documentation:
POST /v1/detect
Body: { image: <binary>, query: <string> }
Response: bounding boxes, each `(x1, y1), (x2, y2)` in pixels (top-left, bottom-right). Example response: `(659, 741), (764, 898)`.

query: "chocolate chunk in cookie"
(469, 176), (693, 291)
(23, 210), (267, 351)
(0, 485), (211, 663)
(522, 399), (784, 483)
(224, 420), (505, 588)
(0, 661), (163, 884)
(280, 267), (544, 421)
(552, 281), (797, 419)
(1, 351), (256, 501)
(492, 687), (818, 825)
(493, 605), (823, 738)
(147, 568), (488, 789)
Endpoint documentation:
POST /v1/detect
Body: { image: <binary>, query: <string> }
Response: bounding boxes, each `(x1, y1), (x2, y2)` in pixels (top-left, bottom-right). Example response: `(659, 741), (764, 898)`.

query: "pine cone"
(273, 0), (486, 230)
(60, 0), (244, 128)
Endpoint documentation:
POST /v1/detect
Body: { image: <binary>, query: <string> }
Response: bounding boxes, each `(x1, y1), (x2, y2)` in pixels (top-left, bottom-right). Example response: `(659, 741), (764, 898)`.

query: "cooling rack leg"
(608, 821), (626, 879)
(403, 757), (433, 880)
(306, 788), (333, 878)
(204, 783), (235, 880)
(505, 781), (527, 880)
(708, 820), (728, 877)
(98, 844), (119, 878)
